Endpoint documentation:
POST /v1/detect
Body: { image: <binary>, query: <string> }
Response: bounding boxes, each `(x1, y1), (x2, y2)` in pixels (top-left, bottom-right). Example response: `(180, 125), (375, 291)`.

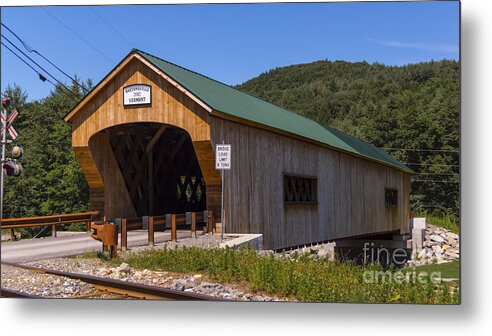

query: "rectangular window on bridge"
(385, 188), (398, 206)
(283, 174), (317, 204)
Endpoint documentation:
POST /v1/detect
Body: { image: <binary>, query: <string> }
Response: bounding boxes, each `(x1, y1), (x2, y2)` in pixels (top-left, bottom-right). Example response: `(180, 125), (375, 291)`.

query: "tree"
(2, 82), (90, 236)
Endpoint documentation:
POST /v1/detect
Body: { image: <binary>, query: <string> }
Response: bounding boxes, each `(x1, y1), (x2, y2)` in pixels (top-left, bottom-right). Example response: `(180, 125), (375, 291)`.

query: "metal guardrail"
(0, 211), (100, 239)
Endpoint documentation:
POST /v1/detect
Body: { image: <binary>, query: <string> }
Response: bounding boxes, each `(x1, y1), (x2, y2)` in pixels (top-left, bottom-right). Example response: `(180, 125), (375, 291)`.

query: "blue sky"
(1, 1), (459, 102)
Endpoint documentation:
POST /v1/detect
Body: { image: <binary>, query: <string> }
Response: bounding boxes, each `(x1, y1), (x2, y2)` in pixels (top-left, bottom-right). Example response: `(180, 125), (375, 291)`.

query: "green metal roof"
(135, 49), (411, 173)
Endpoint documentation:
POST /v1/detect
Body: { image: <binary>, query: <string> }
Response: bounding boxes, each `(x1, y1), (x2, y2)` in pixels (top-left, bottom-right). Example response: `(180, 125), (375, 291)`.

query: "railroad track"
(1, 262), (228, 301)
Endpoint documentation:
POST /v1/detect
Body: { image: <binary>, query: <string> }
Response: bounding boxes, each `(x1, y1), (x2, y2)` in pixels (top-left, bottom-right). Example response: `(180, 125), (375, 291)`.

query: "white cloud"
(368, 39), (459, 53)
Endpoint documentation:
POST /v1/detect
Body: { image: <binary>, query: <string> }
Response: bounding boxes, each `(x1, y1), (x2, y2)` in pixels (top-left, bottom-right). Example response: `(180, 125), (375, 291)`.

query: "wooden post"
(110, 245), (117, 258)
(51, 224), (57, 237)
(213, 210), (217, 234)
(148, 148), (154, 216)
(10, 229), (15, 241)
(171, 214), (177, 241)
(121, 217), (127, 251)
(191, 212), (196, 238)
(207, 210), (213, 234)
(148, 216), (154, 246)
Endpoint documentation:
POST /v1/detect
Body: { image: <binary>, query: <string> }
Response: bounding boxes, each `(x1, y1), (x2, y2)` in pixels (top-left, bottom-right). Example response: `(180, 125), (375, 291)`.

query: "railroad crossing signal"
(3, 159), (22, 176)
(1, 96), (25, 229)
(0, 109), (18, 140)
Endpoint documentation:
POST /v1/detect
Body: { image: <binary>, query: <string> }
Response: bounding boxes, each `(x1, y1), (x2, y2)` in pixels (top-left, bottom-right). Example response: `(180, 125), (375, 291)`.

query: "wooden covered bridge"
(65, 49), (412, 250)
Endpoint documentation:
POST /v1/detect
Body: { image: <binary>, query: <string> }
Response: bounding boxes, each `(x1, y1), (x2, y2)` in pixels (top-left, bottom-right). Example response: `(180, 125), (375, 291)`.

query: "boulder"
(117, 263), (131, 273)
(429, 235), (445, 243)
(317, 248), (328, 258)
(447, 238), (458, 247)
(301, 247), (311, 254)
(418, 249), (427, 260)
(447, 232), (459, 240)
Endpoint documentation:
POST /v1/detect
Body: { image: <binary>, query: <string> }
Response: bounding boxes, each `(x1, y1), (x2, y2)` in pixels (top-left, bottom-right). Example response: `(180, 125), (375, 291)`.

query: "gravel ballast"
(1, 234), (283, 301)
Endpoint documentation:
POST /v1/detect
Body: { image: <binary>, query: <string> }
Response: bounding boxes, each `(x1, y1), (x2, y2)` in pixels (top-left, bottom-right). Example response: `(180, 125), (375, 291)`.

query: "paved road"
(1, 231), (189, 263)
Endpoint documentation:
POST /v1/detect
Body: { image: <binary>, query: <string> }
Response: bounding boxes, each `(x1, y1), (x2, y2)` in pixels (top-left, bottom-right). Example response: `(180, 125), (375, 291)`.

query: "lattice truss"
(108, 123), (206, 216)
(284, 175), (317, 203)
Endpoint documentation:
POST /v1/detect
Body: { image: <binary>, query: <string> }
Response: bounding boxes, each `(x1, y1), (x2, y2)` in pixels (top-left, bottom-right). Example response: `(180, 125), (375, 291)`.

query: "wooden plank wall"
(88, 132), (137, 220)
(211, 117), (411, 250)
(71, 58), (211, 147)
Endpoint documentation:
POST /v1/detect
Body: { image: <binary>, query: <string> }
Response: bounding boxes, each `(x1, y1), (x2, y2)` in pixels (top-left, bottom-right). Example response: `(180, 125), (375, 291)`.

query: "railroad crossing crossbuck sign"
(215, 144), (231, 170)
(1, 109), (19, 139)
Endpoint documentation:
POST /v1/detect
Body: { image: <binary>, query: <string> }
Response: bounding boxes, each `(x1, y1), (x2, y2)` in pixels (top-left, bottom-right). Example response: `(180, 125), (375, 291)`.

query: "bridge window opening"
(283, 174), (317, 204)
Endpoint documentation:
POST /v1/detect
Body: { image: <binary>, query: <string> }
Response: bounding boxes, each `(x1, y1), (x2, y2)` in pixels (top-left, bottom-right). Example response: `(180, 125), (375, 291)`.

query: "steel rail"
(1, 288), (40, 298)
(2, 262), (228, 301)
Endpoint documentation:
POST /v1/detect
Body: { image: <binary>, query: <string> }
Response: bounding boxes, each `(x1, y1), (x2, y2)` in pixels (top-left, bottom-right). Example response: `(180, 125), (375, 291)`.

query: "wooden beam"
(146, 125), (167, 154)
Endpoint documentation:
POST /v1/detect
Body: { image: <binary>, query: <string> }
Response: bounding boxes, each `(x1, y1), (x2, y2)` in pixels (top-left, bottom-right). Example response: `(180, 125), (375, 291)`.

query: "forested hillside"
(1, 59), (459, 237)
(236, 60), (460, 218)
(2, 82), (90, 235)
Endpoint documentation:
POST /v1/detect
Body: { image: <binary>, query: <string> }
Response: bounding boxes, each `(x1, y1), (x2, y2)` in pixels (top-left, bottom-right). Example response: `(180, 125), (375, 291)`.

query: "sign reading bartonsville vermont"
(123, 84), (152, 106)
(216, 144), (231, 170)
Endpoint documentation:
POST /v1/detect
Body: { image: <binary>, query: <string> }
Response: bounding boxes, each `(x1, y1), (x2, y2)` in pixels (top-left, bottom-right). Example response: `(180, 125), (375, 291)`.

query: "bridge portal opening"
(105, 122), (206, 217)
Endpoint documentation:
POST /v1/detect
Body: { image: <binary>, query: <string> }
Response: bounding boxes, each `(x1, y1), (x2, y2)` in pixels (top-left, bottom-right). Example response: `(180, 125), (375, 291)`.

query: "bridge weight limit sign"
(216, 144), (231, 170)
(216, 144), (231, 239)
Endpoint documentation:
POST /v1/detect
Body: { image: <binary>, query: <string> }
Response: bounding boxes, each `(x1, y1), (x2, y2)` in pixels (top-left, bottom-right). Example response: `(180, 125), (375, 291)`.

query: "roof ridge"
(134, 49), (313, 122)
(132, 49), (411, 173)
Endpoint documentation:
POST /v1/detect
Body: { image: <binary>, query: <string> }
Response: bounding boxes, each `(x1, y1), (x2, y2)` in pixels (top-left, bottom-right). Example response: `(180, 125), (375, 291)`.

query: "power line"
(41, 7), (115, 65)
(88, 7), (134, 48)
(2, 41), (78, 103)
(2, 41), (59, 90)
(383, 147), (459, 153)
(1, 41), (48, 81)
(404, 163), (460, 167)
(1, 23), (88, 94)
(412, 180), (459, 183)
(2, 34), (80, 100)
(415, 172), (457, 176)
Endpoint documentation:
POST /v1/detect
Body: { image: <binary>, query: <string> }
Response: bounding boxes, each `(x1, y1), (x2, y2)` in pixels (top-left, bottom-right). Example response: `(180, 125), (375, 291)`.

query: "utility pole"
(1, 97), (9, 221)
(215, 142), (231, 240)
(1, 97), (23, 240)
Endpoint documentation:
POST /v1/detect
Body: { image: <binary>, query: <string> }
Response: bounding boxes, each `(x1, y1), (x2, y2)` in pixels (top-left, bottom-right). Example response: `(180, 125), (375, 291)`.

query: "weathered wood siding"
(211, 117), (411, 250)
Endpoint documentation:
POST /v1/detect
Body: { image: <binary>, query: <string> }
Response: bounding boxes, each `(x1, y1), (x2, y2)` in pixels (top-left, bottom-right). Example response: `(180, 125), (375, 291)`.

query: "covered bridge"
(65, 49), (412, 250)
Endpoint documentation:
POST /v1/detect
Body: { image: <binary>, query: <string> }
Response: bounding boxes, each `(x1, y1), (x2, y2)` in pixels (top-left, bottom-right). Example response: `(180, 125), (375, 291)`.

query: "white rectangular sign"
(216, 144), (231, 170)
(123, 84), (152, 106)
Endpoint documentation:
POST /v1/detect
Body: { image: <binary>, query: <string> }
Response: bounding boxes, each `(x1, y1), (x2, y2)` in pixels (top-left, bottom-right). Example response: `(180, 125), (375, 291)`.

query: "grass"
(409, 260), (460, 279)
(93, 246), (459, 304)
(424, 213), (460, 234)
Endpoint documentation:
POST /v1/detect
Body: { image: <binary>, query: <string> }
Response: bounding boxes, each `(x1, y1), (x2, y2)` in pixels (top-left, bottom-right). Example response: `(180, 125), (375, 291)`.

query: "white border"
(2, 1), (490, 335)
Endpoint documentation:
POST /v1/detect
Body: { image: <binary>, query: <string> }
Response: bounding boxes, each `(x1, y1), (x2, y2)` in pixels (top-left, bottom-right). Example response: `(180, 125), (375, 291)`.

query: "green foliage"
(426, 213), (460, 234)
(407, 261), (460, 279)
(2, 82), (91, 237)
(110, 246), (458, 304)
(236, 60), (460, 219)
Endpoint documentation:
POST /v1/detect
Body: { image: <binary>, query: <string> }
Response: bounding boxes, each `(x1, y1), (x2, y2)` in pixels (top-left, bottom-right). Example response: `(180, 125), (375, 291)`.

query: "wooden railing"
(0, 211), (100, 239)
(114, 210), (214, 251)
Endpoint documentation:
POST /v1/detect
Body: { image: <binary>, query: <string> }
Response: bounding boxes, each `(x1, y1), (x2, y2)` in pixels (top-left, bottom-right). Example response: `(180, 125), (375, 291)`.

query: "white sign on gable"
(216, 144), (231, 170)
(123, 84), (152, 106)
